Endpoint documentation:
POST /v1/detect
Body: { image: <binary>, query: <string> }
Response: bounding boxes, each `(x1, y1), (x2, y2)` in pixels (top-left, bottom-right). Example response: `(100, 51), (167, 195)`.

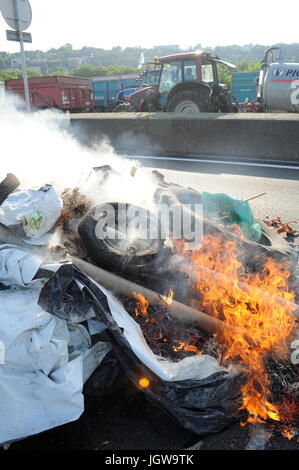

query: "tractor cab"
(139, 61), (161, 86)
(128, 51), (236, 113)
(157, 51), (236, 112)
(115, 61), (161, 110)
(158, 52), (219, 108)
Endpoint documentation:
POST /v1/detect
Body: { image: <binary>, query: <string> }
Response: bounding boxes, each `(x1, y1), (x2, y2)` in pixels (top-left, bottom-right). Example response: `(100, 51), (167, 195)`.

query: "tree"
(0, 69), (21, 81)
(0, 68), (42, 81)
(26, 69), (42, 78)
(0, 57), (6, 70)
(236, 61), (260, 73)
(236, 60), (248, 72)
(217, 65), (232, 87)
(1, 42), (299, 81)
(72, 64), (95, 77)
(71, 64), (139, 77)
(50, 71), (69, 76)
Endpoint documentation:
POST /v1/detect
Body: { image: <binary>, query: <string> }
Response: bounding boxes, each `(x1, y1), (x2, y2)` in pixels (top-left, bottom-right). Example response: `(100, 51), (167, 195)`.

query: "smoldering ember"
(0, 85), (299, 452)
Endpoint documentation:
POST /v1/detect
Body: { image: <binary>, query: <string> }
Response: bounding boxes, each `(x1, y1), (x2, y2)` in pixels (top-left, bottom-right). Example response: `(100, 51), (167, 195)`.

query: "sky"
(0, 0), (299, 53)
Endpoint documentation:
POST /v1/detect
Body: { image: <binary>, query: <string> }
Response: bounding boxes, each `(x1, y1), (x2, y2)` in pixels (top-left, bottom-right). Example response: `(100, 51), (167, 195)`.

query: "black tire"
(166, 88), (211, 113)
(78, 202), (164, 273)
(0, 173), (20, 206)
(141, 101), (155, 112)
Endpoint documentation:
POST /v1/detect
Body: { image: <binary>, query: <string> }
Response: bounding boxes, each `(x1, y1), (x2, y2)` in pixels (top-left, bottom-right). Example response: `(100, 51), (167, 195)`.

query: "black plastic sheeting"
(40, 263), (97, 323)
(84, 349), (128, 399)
(38, 263), (245, 436)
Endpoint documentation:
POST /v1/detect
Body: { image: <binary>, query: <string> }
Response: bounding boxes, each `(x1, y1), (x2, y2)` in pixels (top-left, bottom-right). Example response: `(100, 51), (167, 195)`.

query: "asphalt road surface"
(7, 158), (299, 451)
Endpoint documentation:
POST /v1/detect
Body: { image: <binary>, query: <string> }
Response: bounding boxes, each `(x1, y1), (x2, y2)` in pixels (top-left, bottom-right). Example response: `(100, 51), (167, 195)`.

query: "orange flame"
(133, 292), (149, 317)
(172, 340), (202, 355)
(139, 377), (150, 388)
(176, 234), (297, 425)
(163, 288), (174, 305)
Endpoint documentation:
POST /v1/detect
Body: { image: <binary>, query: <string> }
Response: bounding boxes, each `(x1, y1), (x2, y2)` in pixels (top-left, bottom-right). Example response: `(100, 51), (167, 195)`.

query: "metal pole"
(14, 0), (31, 112)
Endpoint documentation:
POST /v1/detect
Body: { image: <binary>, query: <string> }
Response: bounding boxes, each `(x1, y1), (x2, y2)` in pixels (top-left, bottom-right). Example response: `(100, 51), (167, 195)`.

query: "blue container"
(231, 72), (259, 103)
(92, 80), (109, 108)
(92, 75), (140, 110)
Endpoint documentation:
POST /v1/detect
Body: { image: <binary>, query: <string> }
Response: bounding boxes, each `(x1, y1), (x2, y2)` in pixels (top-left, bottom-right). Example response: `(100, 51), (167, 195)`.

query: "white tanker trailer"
(257, 47), (299, 112)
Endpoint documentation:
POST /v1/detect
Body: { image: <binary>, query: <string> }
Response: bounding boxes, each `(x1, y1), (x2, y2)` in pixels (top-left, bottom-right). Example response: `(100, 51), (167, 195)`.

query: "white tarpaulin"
(0, 244), (110, 445)
(0, 244), (41, 285)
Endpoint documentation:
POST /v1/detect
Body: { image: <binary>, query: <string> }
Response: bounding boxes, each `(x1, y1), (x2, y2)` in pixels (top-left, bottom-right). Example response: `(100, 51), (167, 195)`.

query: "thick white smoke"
(0, 92), (157, 210)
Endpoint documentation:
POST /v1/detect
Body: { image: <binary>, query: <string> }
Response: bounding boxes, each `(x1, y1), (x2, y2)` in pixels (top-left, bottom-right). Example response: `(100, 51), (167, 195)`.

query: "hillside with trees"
(1, 42), (298, 84)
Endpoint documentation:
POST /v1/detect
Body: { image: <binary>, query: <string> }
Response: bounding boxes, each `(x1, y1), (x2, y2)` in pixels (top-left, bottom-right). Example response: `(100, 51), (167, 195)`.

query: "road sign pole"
(14, 0), (31, 112)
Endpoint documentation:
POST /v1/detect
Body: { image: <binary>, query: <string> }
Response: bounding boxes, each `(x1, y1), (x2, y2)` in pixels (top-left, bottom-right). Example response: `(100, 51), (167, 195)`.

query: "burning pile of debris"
(0, 166), (298, 448)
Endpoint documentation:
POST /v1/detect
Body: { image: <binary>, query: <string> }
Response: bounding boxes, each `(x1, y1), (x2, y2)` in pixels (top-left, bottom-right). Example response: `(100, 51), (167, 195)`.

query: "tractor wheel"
(166, 89), (211, 113)
(141, 101), (155, 112)
(113, 103), (133, 112)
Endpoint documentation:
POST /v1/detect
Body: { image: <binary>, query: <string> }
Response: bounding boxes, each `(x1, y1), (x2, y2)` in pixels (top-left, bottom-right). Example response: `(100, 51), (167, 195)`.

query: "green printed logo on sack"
(29, 210), (46, 231)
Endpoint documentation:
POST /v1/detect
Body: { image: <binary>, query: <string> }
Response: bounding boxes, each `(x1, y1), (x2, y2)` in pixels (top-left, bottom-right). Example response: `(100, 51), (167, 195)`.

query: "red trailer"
(5, 76), (93, 112)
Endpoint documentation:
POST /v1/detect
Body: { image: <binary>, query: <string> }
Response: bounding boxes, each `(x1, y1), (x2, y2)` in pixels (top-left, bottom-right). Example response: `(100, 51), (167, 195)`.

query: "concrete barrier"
(70, 112), (299, 163)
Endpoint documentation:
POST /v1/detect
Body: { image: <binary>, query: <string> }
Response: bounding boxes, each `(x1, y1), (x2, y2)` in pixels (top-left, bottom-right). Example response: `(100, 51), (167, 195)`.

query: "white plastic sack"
(0, 184), (62, 245)
(0, 245), (110, 445)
